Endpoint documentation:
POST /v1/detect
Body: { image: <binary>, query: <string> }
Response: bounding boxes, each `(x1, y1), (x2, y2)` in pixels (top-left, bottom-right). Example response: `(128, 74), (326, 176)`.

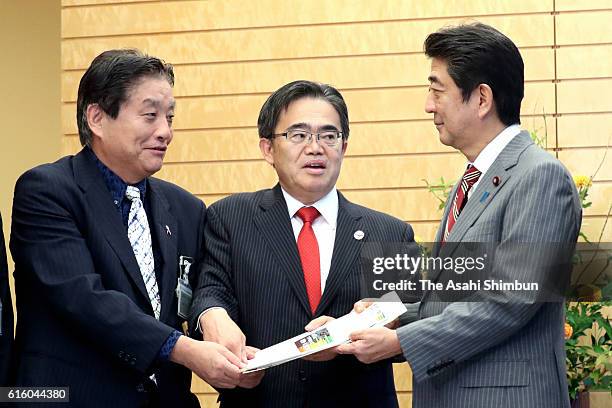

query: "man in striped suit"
(336, 23), (581, 407)
(190, 80), (414, 407)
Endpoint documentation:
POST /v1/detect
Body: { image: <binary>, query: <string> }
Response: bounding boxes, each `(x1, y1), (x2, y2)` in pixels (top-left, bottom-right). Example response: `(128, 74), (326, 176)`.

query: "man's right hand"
(200, 308), (247, 363)
(170, 336), (243, 389)
(353, 299), (398, 328)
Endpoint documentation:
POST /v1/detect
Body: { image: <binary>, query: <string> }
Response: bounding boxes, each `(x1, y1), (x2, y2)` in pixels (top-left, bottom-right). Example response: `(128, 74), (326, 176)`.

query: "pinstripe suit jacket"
(190, 184), (413, 408)
(9, 149), (203, 407)
(397, 131), (581, 408)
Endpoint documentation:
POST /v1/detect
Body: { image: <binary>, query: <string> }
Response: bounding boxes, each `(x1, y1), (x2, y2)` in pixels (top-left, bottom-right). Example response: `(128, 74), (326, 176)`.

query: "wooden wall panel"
(580, 217), (612, 242)
(556, 0), (612, 11)
(61, 114), (553, 160)
(394, 363), (413, 391)
(62, 0), (153, 6)
(155, 153), (466, 195)
(60, 82), (555, 135)
(557, 79), (612, 113)
(557, 45), (612, 79)
(60, 2), (612, 406)
(557, 114), (612, 148)
(61, 47), (555, 102)
(556, 11), (612, 45)
(559, 148), (612, 181)
(62, 0), (553, 39)
(61, 14), (554, 70)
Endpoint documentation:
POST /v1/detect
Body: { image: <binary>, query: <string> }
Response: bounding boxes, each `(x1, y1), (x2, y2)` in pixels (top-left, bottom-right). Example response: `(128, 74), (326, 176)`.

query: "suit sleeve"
(10, 168), (174, 374)
(397, 161), (580, 383)
(189, 203), (239, 331)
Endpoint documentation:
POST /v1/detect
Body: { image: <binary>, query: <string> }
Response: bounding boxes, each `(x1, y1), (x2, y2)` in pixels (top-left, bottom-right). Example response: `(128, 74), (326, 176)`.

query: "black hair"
(76, 49), (174, 146)
(424, 22), (524, 125)
(257, 80), (349, 139)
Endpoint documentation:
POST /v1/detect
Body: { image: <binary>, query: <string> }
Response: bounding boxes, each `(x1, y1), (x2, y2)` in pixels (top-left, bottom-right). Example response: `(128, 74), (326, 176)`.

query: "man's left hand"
(336, 327), (402, 364)
(238, 346), (265, 389)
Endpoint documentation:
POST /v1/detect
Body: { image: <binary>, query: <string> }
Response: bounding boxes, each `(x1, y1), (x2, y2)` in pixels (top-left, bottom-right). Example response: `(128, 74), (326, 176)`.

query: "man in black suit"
(0, 212), (14, 385)
(190, 80), (414, 407)
(10, 49), (244, 407)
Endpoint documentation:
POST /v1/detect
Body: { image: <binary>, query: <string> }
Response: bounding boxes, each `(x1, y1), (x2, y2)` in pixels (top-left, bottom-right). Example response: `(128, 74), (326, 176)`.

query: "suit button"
(130, 357), (137, 366)
(298, 370), (307, 381)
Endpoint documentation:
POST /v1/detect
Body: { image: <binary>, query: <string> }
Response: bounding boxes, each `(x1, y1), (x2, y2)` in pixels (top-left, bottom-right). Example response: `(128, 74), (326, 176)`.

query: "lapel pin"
(480, 191), (490, 203)
(353, 230), (364, 240)
(492, 176), (501, 187)
(165, 225), (171, 236)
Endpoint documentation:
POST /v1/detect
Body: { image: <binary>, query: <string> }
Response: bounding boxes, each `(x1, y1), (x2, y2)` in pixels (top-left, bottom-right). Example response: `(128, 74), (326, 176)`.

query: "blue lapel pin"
(480, 191), (490, 203)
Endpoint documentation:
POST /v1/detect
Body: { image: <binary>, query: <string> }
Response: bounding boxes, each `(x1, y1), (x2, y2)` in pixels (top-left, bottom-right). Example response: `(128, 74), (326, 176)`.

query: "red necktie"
(443, 164), (482, 241)
(296, 207), (321, 314)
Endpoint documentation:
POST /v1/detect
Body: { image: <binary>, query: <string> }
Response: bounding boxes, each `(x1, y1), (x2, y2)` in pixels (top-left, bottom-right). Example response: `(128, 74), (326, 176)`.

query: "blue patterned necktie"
(125, 186), (161, 320)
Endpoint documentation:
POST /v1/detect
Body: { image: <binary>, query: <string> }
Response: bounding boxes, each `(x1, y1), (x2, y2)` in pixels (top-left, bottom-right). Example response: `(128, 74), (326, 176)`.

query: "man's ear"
(86, 103), (105, 139)
(340, 139), (348, 156)
(476, 84), (495, 119)
(259, 138), (275, 166)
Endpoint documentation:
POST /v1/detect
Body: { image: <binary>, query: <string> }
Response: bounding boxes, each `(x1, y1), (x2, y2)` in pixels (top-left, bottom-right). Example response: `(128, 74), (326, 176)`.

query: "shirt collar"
(281, 186), (339, 228)
(89, 147), (147, 203)
(471, 124), (521, 175)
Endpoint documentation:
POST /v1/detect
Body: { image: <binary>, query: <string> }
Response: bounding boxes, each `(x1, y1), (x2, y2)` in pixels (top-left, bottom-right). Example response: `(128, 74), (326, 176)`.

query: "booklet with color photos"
(243, 291), (407, 373)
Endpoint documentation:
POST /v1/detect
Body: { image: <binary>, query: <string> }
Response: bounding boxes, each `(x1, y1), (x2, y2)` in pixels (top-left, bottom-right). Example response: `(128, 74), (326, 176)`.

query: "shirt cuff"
(195, 307), (226, 334)
(157, 330), (182, 361)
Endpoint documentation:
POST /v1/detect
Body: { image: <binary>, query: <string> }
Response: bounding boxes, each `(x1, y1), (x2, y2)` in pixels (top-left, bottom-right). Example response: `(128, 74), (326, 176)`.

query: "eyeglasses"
(270, 129), (344, 147)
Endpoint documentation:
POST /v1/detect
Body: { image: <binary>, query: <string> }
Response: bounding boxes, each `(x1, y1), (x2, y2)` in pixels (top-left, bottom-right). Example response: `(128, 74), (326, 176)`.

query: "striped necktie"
(443, 165), (482, 242)
(125, 186), (161, 320)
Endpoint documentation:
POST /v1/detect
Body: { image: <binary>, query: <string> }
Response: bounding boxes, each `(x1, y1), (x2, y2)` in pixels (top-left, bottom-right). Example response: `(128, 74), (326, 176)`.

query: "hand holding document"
(243, 292), (407, 373)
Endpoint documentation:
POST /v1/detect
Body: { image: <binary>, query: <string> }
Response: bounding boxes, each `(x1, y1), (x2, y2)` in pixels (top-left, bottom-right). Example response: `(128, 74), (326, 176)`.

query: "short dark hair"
(257, 80), (349, 139)
(76, 49), (174, 147)
(424, 22), (524, 126)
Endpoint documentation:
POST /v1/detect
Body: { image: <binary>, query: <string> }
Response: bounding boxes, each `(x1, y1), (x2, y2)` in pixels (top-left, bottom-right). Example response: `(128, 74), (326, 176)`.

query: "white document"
(243, 291), (407, 373)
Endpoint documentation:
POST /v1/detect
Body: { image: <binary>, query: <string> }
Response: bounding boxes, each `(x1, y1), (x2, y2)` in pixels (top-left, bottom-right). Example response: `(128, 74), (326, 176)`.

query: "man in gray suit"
(336, 23), (581, 407)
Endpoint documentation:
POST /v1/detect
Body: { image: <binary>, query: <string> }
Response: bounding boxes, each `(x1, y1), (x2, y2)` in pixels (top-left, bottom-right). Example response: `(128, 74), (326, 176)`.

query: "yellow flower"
(565, 322), (573, 339)
(573, 175), (592, 190)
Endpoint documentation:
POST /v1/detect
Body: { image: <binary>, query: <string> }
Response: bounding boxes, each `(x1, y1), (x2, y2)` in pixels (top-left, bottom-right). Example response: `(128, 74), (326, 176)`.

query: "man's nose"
(305, 134), (324, 153)
(424, 93), (436, 114)
(156, 119), (173, 142)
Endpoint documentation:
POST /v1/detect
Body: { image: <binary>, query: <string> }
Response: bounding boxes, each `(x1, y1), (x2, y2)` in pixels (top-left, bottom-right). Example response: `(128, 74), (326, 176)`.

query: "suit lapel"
(432, 182), (459, 257)
(253, 185), (312, 316)
(434, 132), (534, 269)
(316, 193), (363, 316)
(73, 149), (150, 304)
(147, 179), (178, 322)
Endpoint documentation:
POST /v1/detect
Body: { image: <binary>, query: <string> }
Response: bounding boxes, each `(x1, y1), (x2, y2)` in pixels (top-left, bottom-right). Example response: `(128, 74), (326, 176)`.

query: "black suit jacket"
(0, 212), (14, 385)
(190, 185), (413, 408)
(10, 149), (204, 407)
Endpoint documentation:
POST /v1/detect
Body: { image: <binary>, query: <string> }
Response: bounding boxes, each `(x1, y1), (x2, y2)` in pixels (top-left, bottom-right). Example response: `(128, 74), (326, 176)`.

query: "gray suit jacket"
(397, 131), (581, 408)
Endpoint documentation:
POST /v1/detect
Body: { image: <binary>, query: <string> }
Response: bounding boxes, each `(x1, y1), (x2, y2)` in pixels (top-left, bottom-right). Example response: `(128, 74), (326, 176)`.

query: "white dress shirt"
(468, 124), (521, 199)
(198, 187), (339, 331)
(282, 187), (338, 293)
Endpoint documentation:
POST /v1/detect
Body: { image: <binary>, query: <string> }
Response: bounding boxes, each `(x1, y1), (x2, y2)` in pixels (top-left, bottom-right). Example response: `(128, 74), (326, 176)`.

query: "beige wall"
(0, 0), (602, 406)
(0, 0), (61, 306)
